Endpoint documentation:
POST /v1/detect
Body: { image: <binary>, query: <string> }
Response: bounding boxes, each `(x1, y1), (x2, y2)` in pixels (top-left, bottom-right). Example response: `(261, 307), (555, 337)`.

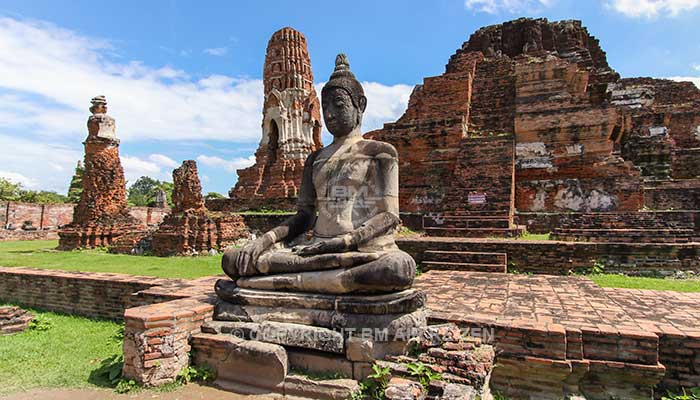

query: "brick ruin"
(366, 18), (700, 237)
(219, 27), (322, 212)
(58, 96), (145, 249)
(150, 160), (246, 256)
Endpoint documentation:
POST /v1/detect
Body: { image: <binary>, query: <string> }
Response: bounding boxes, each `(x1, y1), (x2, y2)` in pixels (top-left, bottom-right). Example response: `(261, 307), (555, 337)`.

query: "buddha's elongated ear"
(357, 95), (367, 113)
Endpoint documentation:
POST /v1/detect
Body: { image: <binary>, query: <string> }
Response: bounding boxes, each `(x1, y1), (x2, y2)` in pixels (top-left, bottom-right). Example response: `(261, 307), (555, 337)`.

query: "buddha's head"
(321, 54), (366, 138)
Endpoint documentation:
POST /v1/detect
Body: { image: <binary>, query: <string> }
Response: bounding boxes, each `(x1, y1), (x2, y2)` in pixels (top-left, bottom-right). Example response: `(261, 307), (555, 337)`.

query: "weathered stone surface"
(287, 348), (353, 378)
(214, 300), (427, 338)
(385, 377), (425, 400)
(203, 320), (344, 353)
(228, 27), (322, 211)
(191, 333), (288, 388)
(259, 321), (345, 353)
(346, 336), (374, 362)
(427, 381), (478, 400)
(58, 96), (144, 250)
(283, 375), (359, 400)
(215, 280), (426, 314)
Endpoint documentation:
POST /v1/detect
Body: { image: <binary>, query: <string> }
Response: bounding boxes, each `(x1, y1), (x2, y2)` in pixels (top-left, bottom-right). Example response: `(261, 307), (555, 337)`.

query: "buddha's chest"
(312, 155), (376, 200)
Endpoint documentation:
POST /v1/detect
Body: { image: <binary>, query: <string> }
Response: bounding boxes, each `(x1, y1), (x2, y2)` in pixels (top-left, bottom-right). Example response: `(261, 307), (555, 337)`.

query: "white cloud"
(196, 155), (256, 173)
(667, 76), (700, 89)
(148, 153), (179, 168)
(361, 82), (413, 131)
(0, 170), (38, 188)
(464, 0), (553, 14)
(693, 64), (700, 72)
(0, 17), (414, 193)
(0, 134), (81, 193)
(120, 155), (171, 185)
(0, 17), (263, 143)
(606, 0), (700, 17)
(204, 47), (228, 56)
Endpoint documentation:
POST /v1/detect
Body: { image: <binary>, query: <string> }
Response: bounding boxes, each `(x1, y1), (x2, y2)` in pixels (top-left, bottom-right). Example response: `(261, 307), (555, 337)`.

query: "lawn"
(589, 274), (700, 292)
(0, 307), (123, 395)
(0, 240), (221, 279)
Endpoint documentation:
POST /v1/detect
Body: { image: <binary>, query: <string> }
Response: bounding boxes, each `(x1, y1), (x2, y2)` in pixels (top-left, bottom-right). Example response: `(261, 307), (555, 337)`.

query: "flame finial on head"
(334, 53), (350, 72)
(323, 53), (365, 110)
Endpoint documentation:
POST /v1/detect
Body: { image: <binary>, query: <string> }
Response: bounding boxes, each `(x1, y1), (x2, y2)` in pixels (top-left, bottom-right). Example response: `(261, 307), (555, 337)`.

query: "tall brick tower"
(228, 27), (322, 210)
(58, 96), (143, 249)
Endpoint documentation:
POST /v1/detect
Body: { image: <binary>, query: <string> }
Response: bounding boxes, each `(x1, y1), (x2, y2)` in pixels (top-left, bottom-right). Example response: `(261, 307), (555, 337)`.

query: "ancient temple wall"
(613, 78), (700, 181)
(467, 56), (516, 134)
(513, 58), (644, 212)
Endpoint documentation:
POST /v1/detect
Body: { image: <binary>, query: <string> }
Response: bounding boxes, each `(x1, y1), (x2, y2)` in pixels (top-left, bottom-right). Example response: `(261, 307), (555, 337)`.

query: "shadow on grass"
(87, 354), (123, 389)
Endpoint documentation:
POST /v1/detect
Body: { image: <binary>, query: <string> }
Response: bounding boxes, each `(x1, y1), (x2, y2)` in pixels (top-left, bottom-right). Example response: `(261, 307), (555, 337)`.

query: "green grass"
(589, 274), (700, 292)
(0, 307), (123, 395)
(0, 240), (222, 279)
(517, 232), (551, 241)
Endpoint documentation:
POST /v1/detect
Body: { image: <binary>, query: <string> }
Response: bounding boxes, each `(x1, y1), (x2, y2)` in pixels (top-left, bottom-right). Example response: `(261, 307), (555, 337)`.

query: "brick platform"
(3, 266), (700, 396)
(415, 271), (700, 397)
(399, 236), (700, 275)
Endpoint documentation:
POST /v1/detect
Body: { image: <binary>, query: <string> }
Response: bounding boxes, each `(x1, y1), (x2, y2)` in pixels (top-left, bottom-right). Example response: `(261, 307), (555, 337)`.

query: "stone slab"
(202, 320), (345, 353)
(215, 279), (426, 314)
(287, 348), (354, 379)
(214, 300), (427, 340)
(191, 333), (288, 388)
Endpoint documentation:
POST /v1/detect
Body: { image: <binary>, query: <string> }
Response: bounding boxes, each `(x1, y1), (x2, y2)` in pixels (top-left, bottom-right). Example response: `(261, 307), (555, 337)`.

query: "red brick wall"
(398, 237), (700, 275)
(2, 202), (74, 230)
(0, 267), (174, 319)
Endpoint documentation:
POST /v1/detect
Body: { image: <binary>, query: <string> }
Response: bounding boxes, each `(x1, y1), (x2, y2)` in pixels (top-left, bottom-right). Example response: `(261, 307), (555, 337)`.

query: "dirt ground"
(0, 385), (283, 400)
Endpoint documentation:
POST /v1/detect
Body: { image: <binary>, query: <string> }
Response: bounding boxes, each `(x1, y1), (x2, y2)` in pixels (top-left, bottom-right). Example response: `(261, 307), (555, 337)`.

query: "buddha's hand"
(294, 234), (352, 256)
(234, 237), (271, 275)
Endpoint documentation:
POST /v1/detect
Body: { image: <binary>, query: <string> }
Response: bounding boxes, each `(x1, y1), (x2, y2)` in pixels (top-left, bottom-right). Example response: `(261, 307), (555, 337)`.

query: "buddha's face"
(322, 87), (363, 138)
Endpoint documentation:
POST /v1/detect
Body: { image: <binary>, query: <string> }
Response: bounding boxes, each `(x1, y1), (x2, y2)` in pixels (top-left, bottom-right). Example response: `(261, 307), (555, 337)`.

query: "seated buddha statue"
(222, 54), (416, 295)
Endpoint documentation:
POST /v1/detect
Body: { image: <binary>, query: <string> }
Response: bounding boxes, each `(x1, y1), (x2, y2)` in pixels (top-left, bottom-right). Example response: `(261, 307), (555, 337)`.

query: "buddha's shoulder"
(355, 139), (398, 159)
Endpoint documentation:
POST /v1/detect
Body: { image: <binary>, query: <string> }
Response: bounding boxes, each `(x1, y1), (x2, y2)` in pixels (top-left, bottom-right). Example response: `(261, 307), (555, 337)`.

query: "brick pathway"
(414, 271), (700, 336)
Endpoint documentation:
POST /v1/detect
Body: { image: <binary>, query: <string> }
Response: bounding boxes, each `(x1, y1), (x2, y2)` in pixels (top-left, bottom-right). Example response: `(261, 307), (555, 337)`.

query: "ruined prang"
(151, 161), (247, 256)
(222, 27), (322, 211)
(58, 96), (144, 249)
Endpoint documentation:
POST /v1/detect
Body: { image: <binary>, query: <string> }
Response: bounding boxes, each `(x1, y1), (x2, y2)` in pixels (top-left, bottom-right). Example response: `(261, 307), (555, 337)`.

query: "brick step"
(556, 213), (695, 230)
(436, 210), (511, 217)
(552, 228), (697, 243)
(552, 228), (695, 239)
(424, 250), (507, 265)
(552, 234), (695, 244)
(425, 226), (525, 238)
(423, 216), (511, 229)
(422, 261), (506, 273)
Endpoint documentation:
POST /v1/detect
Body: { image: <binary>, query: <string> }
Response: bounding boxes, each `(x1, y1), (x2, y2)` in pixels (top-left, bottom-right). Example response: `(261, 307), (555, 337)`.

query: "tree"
(19, 190), (68, 204)
(0, 178), (22, 201)
(128, 176), (174, 207)
(0, 177), (68, 204)
(205, 192), (225, 201)
(66, 161), (84, 203)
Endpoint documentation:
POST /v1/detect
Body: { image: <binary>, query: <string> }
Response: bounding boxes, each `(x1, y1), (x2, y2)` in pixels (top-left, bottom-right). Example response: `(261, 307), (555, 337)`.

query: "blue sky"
(0, 0), (698, 195)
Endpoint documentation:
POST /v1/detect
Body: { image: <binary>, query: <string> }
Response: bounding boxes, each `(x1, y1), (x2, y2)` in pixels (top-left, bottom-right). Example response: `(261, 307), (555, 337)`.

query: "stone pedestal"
(190, 279), (428, 398)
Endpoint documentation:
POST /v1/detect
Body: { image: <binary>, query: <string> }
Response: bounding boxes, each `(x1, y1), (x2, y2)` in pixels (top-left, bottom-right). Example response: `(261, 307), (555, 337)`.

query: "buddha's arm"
(297, 150), (400, 255)
(223, 152), (318, 276)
